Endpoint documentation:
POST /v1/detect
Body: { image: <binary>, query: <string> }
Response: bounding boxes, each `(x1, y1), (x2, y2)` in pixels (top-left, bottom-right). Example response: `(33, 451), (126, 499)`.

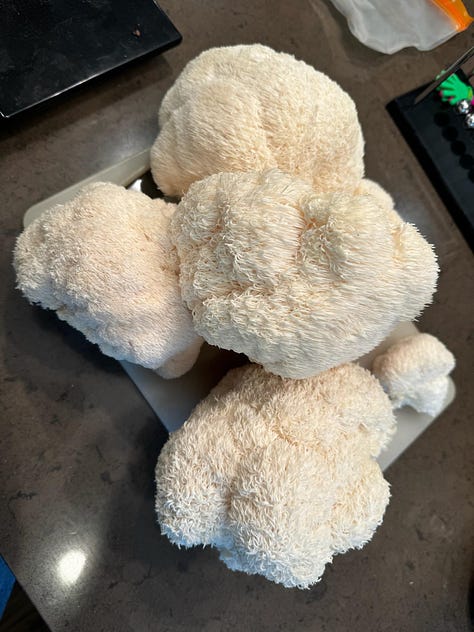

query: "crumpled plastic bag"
(329, 0), (473, 54)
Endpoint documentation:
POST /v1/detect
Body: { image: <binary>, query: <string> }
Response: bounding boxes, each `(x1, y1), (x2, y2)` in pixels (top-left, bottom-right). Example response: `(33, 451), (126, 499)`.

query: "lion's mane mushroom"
(151, 44), (364, 197)
(155, 363), (395, 588)
(14, 182), (202, 378)
(171, 169), (438, 379)
(372, 333), (455, 415)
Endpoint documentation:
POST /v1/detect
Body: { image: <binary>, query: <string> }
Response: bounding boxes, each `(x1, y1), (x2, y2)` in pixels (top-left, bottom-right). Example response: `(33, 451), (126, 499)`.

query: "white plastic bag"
(329, 0), (473, 54)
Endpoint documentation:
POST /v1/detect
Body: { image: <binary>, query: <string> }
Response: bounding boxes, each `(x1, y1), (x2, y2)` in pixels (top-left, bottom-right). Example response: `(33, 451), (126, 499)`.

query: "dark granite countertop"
(0, 2), (473, 630)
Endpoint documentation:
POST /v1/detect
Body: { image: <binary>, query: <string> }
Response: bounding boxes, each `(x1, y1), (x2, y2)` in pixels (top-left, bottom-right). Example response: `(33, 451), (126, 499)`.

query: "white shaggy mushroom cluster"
(155, 363), (395, 588)
(14, 182), (202, 378)
(172, 169), (439, 378)
(12, 43), (454, 590)
(151, 44), (364, 197)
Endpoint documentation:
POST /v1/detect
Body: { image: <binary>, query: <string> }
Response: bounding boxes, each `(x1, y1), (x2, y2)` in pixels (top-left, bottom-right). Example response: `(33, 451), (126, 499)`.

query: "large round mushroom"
(171, 169), (438, 379)
(151, 44), (365, 197)
(155, 363), (395, 588)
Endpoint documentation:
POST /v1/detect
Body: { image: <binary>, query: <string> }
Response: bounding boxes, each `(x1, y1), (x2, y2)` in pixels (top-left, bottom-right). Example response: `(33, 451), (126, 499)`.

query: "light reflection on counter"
(57, 550), (86, 585)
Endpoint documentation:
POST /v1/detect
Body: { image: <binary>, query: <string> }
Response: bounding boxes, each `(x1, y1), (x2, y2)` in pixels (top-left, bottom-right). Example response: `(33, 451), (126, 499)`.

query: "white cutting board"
(24, 149), (455, 471)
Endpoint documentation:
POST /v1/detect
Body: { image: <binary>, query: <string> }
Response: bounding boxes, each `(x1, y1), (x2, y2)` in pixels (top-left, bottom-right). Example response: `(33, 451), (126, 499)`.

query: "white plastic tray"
(24, 149), (455, 471)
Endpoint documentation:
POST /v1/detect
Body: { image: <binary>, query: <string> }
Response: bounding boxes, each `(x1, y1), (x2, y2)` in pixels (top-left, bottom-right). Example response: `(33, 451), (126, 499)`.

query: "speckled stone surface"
(0, 2), (473, 631)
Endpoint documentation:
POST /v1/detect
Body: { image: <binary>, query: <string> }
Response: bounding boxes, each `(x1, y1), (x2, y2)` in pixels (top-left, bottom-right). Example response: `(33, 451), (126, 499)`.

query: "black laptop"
(0, 0), (181, 118)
